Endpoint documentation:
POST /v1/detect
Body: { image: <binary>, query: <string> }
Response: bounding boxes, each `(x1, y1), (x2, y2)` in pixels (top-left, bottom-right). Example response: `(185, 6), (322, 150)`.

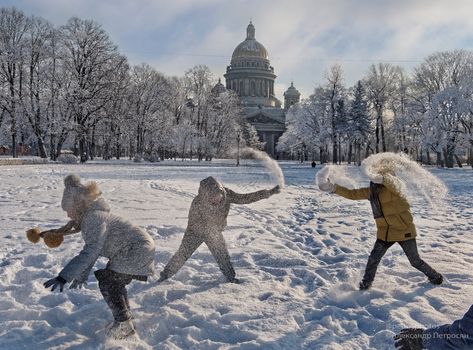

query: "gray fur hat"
(61, 174), (101, 212)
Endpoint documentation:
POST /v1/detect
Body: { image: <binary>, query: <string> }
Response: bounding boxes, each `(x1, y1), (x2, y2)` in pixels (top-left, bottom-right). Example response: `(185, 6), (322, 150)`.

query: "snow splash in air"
(317, 152), (448, 212)
(240, 148), (285, 189)
(316, 164), (357, 189)
(361, 152), (448, 209)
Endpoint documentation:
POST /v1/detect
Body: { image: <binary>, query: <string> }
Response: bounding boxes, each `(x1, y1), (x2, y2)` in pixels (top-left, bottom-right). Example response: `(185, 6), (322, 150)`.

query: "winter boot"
(107, 319), (136, 339)
(157, 272), (168, 283)
(429, 274), (443, 286)
(359, 280), (372, 291)
(227, 277), (241, 284)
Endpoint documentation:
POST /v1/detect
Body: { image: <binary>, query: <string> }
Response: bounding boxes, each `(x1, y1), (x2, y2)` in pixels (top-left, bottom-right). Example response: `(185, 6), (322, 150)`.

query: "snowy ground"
(0, 160), (472, 350)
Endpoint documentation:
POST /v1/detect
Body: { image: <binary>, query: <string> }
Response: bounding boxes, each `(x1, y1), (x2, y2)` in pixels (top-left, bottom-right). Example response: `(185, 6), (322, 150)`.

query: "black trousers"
(94, 268), (146, 322)
(362, 239), (440, 285)
(160, 230), (236, 281)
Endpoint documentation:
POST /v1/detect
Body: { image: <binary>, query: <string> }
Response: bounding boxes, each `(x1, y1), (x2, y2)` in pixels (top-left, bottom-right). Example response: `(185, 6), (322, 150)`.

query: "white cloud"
(6, 0), (473, 99)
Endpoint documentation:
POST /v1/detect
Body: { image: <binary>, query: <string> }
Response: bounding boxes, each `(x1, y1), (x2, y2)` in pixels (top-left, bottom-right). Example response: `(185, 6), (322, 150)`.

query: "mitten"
(269, 185), (281, 196)
(69, 279), (86, 289)
(44, 276), (67, 292)
(394, 328), (425, 350)
(318, 182), (336, 193)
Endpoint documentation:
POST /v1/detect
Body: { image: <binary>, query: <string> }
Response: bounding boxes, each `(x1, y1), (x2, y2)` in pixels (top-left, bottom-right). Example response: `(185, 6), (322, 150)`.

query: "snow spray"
(316, 165), (357, 189)
(361, 152), (448, 210)
(241, 147), (285, 188)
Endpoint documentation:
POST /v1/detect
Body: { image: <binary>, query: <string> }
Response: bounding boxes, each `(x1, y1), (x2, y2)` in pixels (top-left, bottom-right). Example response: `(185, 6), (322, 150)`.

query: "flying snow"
(240, 147), (285, 188)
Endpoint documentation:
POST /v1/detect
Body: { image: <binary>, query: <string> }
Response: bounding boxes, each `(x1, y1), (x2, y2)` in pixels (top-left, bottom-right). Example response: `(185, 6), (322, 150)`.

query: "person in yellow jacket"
(318, 169), (443, 290)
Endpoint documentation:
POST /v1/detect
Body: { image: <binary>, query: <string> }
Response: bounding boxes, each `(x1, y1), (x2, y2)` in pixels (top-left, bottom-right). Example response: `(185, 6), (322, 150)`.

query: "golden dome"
(231, 22), (269, 61)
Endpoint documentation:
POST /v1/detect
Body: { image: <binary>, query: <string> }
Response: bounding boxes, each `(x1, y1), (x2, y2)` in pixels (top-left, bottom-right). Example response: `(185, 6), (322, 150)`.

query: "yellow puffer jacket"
(334, 175), (416, 242)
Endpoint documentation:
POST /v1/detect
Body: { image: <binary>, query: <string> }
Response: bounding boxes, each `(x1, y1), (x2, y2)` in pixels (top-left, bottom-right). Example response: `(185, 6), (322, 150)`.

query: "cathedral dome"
(284, 82), (300, 97)
(231, 22), (269, 61)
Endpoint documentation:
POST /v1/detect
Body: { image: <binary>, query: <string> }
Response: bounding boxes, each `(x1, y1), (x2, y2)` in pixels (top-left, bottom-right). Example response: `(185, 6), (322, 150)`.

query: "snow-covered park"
(1, 160), (472, 349)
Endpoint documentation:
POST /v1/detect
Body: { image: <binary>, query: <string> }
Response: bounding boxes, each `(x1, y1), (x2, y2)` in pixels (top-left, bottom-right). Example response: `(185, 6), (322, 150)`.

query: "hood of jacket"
(198, 176), (227, 205)
(85, 198), (110, 215)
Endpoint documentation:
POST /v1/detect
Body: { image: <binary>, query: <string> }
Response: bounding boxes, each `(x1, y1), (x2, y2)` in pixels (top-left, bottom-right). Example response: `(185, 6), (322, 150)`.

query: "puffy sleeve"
(423, 304), (473, 349)
(334, 185), (370, 201)
(59, 211), (108, 282)
(225, 188), (271, 204)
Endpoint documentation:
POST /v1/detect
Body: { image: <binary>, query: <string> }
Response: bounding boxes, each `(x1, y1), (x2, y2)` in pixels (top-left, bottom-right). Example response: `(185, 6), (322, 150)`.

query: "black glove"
(269, 185), (281, 196)
(44, 276), (67, 292)
(394, 328), (426, 350)
(69, 279), (86, 289)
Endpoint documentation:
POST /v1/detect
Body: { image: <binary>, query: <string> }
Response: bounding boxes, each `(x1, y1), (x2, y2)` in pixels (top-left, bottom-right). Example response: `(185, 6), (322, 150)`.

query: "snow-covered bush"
(144, 154), (160, 163)
(57, 154), (78, 164)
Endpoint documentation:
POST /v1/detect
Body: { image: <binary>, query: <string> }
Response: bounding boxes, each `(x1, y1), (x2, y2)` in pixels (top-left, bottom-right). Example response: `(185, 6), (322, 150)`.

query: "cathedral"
(222, 21), (301, 158)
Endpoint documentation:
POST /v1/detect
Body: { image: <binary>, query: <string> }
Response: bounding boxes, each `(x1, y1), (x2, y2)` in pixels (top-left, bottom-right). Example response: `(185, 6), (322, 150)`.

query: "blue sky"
(2, 0), (473, 100)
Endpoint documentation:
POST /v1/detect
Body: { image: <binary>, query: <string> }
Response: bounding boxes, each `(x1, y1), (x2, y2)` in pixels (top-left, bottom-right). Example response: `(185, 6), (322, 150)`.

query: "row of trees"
(278, 52), (473, 168)
(0, 7), (260, 162)
(2, 7), (472, 167)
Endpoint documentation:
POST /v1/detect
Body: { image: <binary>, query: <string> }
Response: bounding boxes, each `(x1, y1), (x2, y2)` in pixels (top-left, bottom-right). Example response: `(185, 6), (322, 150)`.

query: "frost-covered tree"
(348, 80), (372, 165)
(413, 50), (473, 167)
(0, 7), (29, 158)
(128, 64), (171, 158)
(364, 63), (401, 153)
(324, 64), (346, 163)
(277, 93), (325, 162)
(60, 17), (123, 162)
(206, 90), (243, 160)
(100, 58), (130, 160)
(19, 15), (55, 158)
(184, 65), (213, 161)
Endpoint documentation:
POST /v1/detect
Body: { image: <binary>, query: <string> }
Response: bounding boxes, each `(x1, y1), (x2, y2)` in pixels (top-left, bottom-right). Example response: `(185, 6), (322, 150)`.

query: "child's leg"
(95, 269), (133, 322)
(361, 239), (395, 286)
(160, 231), (204, 280)
(398, 239), (441, 280)
(204, 232), (236, 281)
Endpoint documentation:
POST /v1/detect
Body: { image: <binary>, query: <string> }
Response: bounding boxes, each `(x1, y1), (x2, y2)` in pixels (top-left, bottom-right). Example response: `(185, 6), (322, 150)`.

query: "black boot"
(227, 277), (241, 284)
(359, 280), (372, 290)
(429, 274), (443, 285)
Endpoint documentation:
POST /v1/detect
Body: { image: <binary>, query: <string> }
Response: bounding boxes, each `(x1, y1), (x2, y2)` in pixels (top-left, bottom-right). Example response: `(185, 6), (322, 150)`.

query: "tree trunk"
(37, 137), (47, 158)
(380, 115), (387, 152)
(443, 148), (454, 168)
(454, 154), (463, 168)
(50, 133), (57, 161)
(79, 134), (88, 163)
(348, 143), (353, 165)
(470, 147), (473, 168)
(375, 115), (380, 153)
(89, 126), (96, 160)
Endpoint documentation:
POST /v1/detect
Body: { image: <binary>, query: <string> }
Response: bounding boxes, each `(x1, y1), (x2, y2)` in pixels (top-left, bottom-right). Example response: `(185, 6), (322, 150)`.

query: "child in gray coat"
(43, 174), (155, 339)
(159, 176), (280, 283)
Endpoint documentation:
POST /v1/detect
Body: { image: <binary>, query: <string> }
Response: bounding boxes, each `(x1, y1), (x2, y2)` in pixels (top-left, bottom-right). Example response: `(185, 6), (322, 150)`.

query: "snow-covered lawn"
(1, 160), (472, 349)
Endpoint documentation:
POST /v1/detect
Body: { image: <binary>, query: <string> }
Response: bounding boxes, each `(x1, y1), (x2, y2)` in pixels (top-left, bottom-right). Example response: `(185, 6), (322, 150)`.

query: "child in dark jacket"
(159, 176), (280, 283)
(318, 167), (443, 290)
(43, 174), (155, 339)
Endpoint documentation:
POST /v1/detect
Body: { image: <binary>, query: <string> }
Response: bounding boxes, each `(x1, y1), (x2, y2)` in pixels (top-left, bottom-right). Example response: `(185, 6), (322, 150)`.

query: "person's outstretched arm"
(334, 185), (370, 200)
(226, 185), (280, 205)
(318, 178), (369, 200)
(59, 212), (107, 283)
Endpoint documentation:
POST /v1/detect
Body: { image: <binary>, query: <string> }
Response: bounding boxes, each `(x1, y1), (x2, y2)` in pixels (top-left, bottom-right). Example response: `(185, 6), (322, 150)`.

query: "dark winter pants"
(160, 230), (235, 281)
(95, 269), (143, 322)
(362, 239), (440, 286)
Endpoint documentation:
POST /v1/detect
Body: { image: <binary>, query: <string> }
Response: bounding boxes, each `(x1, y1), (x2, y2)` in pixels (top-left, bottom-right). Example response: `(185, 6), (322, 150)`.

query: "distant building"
(221, 21), (300, 158)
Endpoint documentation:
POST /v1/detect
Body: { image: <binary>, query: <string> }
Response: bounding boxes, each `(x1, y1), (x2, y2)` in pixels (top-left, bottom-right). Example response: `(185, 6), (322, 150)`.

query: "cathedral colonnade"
(228, 78), (274, 97)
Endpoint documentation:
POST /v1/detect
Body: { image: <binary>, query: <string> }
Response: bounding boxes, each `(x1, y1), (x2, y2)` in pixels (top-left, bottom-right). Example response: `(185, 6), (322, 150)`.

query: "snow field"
(0, 161), (472, 349)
